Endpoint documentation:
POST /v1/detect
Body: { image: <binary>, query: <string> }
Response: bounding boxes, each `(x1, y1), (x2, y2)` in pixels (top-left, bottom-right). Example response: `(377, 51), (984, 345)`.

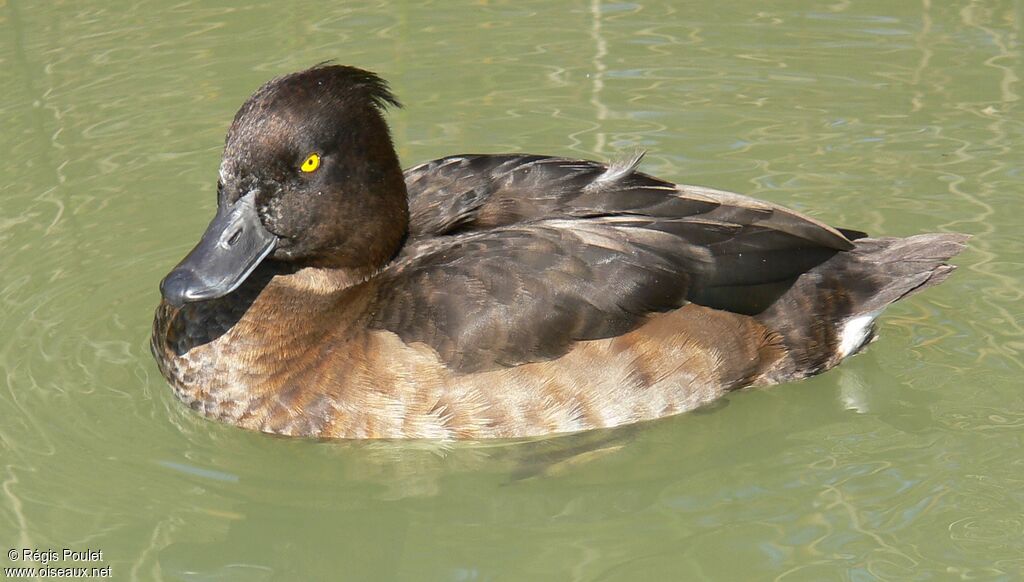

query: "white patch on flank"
(838, 310), (882, 358)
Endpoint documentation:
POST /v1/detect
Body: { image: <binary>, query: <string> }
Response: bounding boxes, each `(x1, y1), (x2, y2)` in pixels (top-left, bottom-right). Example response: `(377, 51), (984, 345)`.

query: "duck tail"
(755, 233), (969, 382)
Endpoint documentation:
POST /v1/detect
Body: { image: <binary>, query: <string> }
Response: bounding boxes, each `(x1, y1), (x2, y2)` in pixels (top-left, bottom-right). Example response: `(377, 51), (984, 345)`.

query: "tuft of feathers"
(587, 150), (646, 191)
(244, 63), (402, 119)
(305, 63), (403, 111)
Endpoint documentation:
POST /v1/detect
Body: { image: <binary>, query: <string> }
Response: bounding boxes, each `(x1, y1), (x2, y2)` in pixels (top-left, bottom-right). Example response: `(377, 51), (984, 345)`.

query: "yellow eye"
(300, 153), (320, 173)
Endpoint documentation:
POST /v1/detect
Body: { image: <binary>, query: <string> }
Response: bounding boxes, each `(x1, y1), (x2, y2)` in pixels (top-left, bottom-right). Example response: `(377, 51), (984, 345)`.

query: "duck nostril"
(227, 228), (243, 246)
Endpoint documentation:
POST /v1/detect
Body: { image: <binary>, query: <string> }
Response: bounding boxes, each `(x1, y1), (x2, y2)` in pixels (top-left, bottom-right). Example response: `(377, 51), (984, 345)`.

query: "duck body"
(151, 65), (967, 439)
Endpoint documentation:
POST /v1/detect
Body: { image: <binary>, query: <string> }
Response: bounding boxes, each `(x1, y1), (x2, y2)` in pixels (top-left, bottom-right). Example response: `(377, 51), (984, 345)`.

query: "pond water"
(2, 0), (1022, 580)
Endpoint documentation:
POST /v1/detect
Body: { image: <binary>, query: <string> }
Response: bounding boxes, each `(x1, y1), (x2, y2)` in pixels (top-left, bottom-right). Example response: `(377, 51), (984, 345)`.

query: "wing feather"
(380, 154), (857, 371)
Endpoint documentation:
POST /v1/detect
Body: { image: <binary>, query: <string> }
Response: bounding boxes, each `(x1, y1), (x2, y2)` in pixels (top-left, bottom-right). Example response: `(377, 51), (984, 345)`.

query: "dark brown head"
(160, 65), (408, 306)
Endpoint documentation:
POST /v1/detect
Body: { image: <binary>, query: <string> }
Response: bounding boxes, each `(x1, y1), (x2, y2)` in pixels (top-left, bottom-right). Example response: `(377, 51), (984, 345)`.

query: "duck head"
(160, 65), (408, 307)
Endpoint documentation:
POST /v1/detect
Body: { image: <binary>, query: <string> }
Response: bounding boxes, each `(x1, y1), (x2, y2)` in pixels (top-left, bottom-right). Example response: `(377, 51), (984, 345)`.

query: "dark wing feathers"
(366, 218), (695, 372)
(405, 154), (719, 235)
(404, 154), (853, 250)
(375, 154), (856, 371)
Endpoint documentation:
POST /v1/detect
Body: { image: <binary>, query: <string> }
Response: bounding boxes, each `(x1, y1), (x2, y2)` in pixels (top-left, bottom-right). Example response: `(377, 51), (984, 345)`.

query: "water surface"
(2, 0), (1022, 580)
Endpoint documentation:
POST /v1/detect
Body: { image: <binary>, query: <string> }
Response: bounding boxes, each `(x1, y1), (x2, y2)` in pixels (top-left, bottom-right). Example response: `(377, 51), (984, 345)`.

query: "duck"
(151, 64), (968, 439)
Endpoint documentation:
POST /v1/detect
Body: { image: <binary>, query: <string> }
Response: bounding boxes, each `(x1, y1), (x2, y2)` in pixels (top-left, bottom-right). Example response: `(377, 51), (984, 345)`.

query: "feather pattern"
(395, 154), (854, 355)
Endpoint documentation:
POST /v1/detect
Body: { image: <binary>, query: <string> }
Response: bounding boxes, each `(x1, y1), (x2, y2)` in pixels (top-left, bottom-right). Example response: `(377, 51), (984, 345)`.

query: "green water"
(2, 0), (1022, 580)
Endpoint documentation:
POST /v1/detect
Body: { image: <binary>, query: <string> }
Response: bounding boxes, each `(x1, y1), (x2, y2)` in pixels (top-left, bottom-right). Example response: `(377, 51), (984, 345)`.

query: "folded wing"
(380, 154), (857, 371)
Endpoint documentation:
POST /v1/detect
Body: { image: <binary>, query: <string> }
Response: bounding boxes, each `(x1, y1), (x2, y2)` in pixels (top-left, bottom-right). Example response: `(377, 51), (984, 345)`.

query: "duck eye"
(300, 153), (320, 173)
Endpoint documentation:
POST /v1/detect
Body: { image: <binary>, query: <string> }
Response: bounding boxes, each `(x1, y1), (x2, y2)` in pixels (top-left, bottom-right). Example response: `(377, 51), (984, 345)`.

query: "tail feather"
(756, 233), (968, 381)
(841, 233), (967, 313)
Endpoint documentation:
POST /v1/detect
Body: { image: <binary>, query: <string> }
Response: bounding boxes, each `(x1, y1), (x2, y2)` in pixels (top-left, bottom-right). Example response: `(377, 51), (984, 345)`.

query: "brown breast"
(152, 270), (785, 439)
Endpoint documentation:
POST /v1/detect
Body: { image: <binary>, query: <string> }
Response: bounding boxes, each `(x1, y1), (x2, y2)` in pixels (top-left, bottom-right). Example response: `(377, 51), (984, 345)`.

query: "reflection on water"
(1, 0), (1022, 579)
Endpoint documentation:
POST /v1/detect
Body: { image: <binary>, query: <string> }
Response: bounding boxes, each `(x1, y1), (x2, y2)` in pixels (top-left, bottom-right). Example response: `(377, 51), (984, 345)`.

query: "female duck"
(152, 65), (967, 439)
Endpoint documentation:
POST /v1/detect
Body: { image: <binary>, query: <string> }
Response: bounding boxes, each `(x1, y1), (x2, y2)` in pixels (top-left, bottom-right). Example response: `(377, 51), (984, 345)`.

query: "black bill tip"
(159, 192), (278, 307)
(160, 269), (200, 308)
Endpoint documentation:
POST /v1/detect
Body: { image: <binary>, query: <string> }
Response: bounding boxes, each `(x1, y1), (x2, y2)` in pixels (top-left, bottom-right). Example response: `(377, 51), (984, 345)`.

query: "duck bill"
(159, 192), (278, 307)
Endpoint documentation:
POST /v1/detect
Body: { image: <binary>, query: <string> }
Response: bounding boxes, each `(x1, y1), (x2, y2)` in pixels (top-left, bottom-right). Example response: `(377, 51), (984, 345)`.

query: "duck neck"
(266, 261), (381, 295)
